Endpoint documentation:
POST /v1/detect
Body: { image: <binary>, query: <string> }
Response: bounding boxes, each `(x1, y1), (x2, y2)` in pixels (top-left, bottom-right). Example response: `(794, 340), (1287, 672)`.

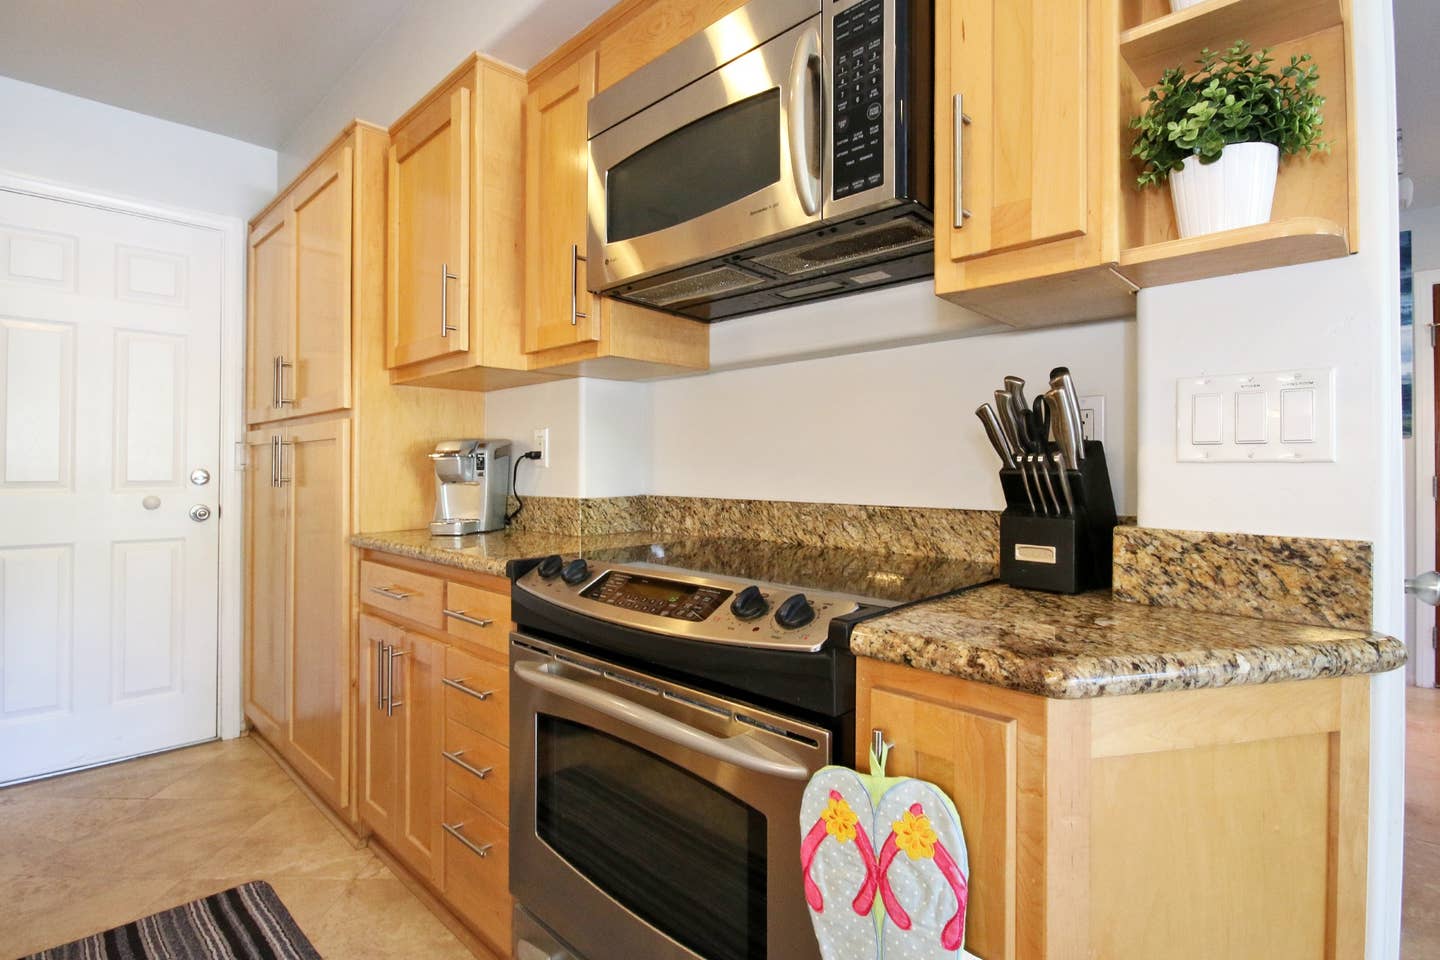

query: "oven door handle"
(786, 23), (823, 217)
(514, 660), (811, 781)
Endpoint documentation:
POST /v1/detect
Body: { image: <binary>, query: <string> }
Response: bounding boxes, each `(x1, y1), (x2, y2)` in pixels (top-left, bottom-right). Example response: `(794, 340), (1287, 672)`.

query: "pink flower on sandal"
(800, 791), (881, 914)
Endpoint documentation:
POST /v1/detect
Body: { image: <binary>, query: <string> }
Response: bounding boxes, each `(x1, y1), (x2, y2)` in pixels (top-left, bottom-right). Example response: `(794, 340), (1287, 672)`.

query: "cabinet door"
(243, 429), (287, 741)
(282, 417), (352, 812)
(245, 208), (292, 424)
(524, 50), (600, 353)
(396, 630), (444, 884)
(388, 84), (471, 368)
(359, 614), (401, 842)
(290, 144), (353, 418)
(940, 0), (1088, 263)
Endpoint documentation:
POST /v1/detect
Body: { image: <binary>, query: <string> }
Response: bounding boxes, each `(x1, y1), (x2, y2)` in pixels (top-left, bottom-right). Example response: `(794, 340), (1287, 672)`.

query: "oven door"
(587, 14), (825, 294)
(510, 636), (828, 960)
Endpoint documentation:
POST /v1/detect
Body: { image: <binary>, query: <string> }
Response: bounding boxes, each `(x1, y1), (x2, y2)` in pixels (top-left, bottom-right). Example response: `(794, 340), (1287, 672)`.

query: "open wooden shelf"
(1120, 0), (1344, 83)
(1116, 216), (1348, 287)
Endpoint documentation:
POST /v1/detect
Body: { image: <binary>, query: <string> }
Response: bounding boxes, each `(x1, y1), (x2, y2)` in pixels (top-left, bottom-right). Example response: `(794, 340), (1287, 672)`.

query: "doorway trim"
(1411, 269), (1440, 687)
(0, 168), (248, 740)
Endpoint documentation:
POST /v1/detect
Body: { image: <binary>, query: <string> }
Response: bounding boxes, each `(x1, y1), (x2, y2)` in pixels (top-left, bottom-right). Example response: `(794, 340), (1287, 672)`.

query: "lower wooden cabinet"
(357, 553), (514, 956)
(859, 659), (1372, 960)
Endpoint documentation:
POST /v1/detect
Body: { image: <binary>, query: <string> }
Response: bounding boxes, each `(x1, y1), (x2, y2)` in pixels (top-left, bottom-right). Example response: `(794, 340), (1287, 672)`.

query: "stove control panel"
(516, 558), (876, 652)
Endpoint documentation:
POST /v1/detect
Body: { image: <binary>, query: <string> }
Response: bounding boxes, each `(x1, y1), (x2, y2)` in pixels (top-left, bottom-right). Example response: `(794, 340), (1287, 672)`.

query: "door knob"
(1407, 571), (1440, 606)
(190, 468), (211, 486)
(188, 504), (212, 522)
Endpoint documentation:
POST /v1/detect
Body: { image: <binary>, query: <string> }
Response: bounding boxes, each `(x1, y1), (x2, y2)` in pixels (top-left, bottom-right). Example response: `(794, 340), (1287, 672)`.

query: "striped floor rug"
(21, 881), (321, 959)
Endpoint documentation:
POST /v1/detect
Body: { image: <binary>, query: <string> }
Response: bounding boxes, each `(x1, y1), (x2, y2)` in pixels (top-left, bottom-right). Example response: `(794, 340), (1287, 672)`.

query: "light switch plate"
(1078, 395), (1105, 444)
(1175, 368), (1335, 463)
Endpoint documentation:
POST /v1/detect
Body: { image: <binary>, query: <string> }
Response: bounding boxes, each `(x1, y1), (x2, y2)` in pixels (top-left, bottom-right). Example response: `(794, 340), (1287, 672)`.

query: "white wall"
(0, 75), (276, 219)
(276, 0), (614, 182)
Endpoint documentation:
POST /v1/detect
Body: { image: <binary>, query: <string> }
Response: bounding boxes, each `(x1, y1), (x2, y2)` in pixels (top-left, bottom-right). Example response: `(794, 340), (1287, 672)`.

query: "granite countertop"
(350, 529), (660, 578)
(850, 583), (1406, 699)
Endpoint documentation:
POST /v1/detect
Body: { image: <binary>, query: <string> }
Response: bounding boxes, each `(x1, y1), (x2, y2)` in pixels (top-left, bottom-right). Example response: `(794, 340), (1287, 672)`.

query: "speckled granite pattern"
(579, 496), (653, 535)
(850, 584), (1404, 698)
(351, 529), (657, 578)
(1112, 526), (1373, 630)
(644, 497), (1001, 561)
(503, 496), (583, 535)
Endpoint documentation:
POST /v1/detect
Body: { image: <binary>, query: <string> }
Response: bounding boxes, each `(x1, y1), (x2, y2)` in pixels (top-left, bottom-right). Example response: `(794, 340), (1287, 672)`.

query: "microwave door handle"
(786, 25), (823, 217)
(514, 660), (810, 780)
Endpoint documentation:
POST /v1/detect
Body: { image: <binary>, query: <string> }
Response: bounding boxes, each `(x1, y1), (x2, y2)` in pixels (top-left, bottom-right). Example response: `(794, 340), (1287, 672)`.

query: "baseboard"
(367, 839), (507, 960)
(245, 731), (365, 850)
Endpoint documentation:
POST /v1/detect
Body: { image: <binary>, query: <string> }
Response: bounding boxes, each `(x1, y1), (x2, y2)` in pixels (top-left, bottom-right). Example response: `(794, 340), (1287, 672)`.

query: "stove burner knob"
(537, 554), (564, 579)
(560, 558), (590, 585)
(730, 585), (769, 621)
(774, 593), (815, 630)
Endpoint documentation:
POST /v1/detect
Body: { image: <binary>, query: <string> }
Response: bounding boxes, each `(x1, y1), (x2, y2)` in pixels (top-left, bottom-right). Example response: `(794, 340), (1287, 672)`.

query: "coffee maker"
(429, 439), (511, 535)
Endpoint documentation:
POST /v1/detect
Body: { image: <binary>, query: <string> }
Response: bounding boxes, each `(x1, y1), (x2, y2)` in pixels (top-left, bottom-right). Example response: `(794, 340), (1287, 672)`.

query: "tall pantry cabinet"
(243, 121), (486, 823)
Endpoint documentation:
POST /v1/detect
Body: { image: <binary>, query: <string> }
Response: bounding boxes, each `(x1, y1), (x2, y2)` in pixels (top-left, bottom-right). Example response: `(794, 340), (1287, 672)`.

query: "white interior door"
(0, 188), (222, 783)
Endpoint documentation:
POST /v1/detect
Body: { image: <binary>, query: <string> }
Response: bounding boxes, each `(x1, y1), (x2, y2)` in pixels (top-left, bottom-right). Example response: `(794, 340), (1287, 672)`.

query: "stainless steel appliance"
(586, 0), (934, 322)
(508, 540), (994, 960)
(428, 439), (510, 535)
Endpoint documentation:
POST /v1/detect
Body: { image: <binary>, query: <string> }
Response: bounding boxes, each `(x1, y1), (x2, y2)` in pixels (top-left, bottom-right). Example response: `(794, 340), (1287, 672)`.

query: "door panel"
(292, 148), (353, 418)
(246, 208), (291, 424)
(244, 430), (286, 742)
(284, 417), (351, 810)
(359, 614), (401, 842)
(525, 51), (601, 353)
(0, 188), (222, 783)
(388, 87), (470, 368)
(398, 630), (444, 883)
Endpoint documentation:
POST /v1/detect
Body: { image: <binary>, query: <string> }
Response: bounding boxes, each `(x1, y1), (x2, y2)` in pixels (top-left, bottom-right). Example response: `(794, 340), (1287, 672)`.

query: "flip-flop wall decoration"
(799, 737), (981, 960)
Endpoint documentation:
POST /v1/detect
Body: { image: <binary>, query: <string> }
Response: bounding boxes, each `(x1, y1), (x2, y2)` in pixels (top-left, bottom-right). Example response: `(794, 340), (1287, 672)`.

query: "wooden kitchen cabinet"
(522, 51), (709, 379)
(246, 128), (367, 424)
(243, 428), (287, 740)
(858, 658), (1371, 960)
(359, 614), (402, 840)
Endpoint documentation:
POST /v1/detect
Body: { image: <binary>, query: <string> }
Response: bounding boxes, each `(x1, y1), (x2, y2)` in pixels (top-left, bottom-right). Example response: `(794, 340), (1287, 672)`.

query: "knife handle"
(976, 404), (1016, 469)
(1044, 390), (1081, 471)
(1050, 372), (1086, 460)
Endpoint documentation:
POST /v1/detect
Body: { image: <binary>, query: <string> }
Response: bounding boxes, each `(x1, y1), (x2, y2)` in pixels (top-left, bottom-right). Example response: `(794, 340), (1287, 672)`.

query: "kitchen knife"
(1029, 396), (1062, 516)
(1051, 451), (1076, 516)
(975, 404), (1015, 469)
(1003, 376), (1029, 430)
(1048, 367), (1086, 461)
(1043, 390), (1078, 515)
(995, 390), (1042, 515)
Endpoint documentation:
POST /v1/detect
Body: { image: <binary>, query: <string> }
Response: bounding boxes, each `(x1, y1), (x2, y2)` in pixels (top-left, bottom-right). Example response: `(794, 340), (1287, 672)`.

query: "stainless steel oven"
(510, 636), (830, 960)
(586, 0), (934, 321)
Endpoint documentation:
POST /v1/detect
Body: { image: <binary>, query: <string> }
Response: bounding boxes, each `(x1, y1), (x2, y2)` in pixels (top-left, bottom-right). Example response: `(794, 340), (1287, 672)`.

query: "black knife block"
(998, 440), (1117, 594)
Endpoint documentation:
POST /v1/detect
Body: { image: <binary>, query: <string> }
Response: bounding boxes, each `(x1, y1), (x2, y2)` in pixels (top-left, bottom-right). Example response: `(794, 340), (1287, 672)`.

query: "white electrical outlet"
(1078, 395), (1105, 444)
(532, 427), (550, 468)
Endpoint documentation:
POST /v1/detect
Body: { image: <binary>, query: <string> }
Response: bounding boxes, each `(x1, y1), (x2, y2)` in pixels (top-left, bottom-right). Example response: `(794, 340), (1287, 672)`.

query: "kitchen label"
(1014, 544), (1057, 565)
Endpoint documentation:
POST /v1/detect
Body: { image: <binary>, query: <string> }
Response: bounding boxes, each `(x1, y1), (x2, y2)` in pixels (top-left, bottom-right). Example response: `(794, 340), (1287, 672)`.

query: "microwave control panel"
(832, 0), (886, 199)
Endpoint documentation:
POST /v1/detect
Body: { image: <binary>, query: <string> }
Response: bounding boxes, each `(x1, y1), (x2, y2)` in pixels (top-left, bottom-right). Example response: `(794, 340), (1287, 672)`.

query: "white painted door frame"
(1409, 267), (1440, 688)
(0, 169), (247, 740)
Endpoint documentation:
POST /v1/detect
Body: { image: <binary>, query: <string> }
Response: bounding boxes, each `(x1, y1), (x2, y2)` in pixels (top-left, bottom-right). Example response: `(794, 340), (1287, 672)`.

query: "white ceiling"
(1396, 0), (1440, 209)
(0, 0), (422, 147)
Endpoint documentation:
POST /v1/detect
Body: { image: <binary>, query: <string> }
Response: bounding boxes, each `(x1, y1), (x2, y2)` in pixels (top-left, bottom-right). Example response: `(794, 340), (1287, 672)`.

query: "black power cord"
(506, 450), (543, 526)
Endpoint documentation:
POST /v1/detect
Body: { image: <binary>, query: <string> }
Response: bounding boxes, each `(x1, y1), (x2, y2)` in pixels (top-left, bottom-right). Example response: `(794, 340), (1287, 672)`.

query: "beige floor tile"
(0, 872), (179, 959)
(195, 795), (384, 882)
(304, 877), (478, 960)
(1406, 687), (1440, 958)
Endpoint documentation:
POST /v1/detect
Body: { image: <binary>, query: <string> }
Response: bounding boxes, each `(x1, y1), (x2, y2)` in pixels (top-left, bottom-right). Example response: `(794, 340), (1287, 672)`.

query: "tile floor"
(1406, 685), (1440, 957)
(0, 736), (474, 959)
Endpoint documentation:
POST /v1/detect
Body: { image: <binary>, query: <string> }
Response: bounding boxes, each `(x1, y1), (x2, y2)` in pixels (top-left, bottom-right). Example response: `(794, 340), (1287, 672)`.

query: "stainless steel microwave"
(586, 0), (934, 322)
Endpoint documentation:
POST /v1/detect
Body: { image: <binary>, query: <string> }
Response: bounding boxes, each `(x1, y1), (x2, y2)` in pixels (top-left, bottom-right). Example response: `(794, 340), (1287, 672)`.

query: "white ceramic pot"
(1169, 0), (1208, 11)
(1168, 141), (1279, 238)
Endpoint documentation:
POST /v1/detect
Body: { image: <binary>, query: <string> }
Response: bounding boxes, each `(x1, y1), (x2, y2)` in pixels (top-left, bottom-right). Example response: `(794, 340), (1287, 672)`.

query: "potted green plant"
(1130, 41), (1327, 238)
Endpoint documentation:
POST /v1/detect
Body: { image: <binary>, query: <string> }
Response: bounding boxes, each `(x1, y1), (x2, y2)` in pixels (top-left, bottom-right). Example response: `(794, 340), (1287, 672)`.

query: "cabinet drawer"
(443, 787), (511, 950)
(443, 581), (509, 656)
(444, 646), (509, 745)
(443, 717), (509, 825)
(360, 560), (444, 628)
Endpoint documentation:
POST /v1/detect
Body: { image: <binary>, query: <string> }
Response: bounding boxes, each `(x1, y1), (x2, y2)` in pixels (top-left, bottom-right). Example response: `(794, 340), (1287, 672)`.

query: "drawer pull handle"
(370, 586), (413, 601)
(442, 749), (494, 780)
(443, 822), (493, 859)
(443, 677), (495, 701)
(444, 609), (494, 628)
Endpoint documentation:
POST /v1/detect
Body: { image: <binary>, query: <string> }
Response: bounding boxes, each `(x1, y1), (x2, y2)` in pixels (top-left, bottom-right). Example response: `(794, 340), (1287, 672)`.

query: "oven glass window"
(537, 716), (767, 960)
(606, 88), (781, 243)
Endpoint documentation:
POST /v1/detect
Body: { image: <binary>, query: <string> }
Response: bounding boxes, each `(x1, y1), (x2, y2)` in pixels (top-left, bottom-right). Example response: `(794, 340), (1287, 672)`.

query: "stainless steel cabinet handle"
(271, 355), (280, 409)
(386, 646), (406, 717)
(376, 639), (387, 709)
(569, 245), (588, 327)
(369, 586), (412, 601)
(440, 262), (458, 338)
(442, 677), (494, 701)
(276, 356), (294, 406)
(514, 660), (809, 780)
(953, 94), (973, 229)
(785, 25), (823, 216)
(442, 822), (493, 859)
(269, 435), (279, 488)
(442, 750), (494, 780)
(275, 439), (293, 486)
(443, 609), (493, 629)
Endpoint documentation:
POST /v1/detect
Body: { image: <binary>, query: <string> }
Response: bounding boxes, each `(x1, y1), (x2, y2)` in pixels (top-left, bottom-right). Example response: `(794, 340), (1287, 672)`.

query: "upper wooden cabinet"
(246, 128), (371, 425)
(385, 55), (553, 391)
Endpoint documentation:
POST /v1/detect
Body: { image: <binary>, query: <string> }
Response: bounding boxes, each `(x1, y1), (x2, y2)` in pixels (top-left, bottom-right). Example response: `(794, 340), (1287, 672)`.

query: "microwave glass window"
(536, 716), (768, 960)
(606, 89), (781, 243)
